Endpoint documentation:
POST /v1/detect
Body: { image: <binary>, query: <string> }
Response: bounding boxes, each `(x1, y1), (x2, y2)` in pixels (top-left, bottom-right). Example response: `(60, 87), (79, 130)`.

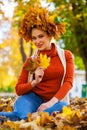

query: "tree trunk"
(80, 48), (87, 83)
(29, 43), (33, 56)
(72, 2), (87, 82)
(75, 27), (87, 83)
(19, 37), (27, 63)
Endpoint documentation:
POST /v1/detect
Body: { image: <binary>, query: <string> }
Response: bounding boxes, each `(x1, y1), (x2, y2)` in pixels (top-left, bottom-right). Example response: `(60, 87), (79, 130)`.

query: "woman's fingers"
(34, 67), (44, 83)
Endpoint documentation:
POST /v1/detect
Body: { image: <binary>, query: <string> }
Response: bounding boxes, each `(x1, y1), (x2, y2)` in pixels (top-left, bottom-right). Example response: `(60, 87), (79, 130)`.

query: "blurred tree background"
(0, 0), (87, 92)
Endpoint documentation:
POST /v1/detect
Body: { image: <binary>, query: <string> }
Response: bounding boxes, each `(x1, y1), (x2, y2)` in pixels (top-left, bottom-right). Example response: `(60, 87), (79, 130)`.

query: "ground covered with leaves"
(0, 96), (87, 130)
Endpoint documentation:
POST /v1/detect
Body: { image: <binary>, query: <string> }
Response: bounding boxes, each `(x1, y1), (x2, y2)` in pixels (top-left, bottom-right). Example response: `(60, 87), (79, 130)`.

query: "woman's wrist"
(46, 97), (58, 108)
(51, 97), (58, 104)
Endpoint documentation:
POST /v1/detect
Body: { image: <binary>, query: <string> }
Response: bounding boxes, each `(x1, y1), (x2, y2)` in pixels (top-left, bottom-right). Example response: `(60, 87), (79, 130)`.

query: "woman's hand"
(31, 67), (44, 87)
(37, 97), (58, 111)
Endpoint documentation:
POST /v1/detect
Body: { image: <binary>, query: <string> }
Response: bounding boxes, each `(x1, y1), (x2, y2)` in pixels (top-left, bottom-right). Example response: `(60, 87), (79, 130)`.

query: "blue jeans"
(0, 92), (68, 121)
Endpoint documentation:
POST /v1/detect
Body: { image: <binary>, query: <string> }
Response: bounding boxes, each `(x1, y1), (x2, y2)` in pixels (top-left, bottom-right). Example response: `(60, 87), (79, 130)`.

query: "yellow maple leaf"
(25, 54), (50, 73)
(62, 106), (72, 116)
(39, 54), (50, 69)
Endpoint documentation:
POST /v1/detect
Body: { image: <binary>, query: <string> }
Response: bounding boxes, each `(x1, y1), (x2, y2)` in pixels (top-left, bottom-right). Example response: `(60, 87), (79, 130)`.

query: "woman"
(0, 6), (74, 121)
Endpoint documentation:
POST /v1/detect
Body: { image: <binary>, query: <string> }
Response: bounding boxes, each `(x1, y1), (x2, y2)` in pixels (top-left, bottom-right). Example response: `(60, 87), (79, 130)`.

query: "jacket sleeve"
(55, 50), (74, 101)
(15, 58), (33, 96)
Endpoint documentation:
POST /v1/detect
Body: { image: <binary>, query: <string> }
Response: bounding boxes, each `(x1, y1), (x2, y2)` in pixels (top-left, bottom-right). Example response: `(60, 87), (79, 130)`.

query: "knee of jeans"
(18, 114), (27, 120)
(60, 101), (68, 106)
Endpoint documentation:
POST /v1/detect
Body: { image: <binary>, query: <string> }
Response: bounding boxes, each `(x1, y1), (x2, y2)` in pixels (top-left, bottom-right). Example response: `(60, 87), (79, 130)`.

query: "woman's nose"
(35, 38), (40, 44)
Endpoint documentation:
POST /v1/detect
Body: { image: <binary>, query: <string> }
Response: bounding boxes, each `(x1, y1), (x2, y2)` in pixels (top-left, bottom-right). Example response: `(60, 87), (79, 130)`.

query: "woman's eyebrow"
(32, 33), (44, 37)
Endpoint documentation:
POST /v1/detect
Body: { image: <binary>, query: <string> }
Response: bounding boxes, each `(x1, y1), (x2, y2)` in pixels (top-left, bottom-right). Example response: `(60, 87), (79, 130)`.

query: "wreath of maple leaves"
(19, 6), (66, 42)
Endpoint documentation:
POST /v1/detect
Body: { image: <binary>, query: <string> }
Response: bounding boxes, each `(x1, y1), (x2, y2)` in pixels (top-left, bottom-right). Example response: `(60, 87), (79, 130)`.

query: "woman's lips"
(37, 44), (43, 48)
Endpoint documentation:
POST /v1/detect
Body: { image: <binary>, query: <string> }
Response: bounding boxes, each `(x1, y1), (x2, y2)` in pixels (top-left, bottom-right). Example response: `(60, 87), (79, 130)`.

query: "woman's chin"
(38, 48), (44, 51)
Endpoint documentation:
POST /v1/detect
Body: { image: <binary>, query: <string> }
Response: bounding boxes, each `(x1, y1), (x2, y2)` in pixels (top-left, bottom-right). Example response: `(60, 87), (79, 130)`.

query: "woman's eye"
(32, 37), (36, 40)
(32, 35), (44, 40)
(39, 35), (44, 38)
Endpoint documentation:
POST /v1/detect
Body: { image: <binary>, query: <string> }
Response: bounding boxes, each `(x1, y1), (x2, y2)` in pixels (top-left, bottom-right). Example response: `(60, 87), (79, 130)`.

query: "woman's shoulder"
(64, 50), (74, 59)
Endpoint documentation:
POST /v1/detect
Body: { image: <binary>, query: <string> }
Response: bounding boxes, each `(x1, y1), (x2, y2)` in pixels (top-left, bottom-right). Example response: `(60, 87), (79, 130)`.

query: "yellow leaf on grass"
(4, 121), (20, 130)
(62, 106), (72, 116)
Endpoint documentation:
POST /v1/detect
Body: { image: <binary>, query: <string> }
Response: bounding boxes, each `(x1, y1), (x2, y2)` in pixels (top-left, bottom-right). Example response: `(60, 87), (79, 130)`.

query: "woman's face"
(31, 28), (52, 51)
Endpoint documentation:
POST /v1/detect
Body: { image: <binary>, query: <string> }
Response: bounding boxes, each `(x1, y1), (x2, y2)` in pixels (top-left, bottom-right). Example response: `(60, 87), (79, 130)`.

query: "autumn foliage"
(19, 5), (66, 42)
(25, 54), (50, 74)
(0, 97), (87, 130)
